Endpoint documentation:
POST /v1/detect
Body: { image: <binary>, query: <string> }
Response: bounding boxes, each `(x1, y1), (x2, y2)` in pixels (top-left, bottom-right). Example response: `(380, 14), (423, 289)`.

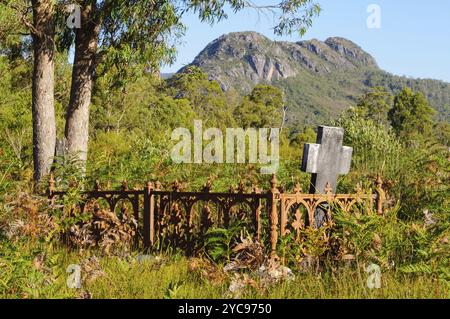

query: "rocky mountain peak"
(324, 37), (378, 68)
(183, 31), (379, 91)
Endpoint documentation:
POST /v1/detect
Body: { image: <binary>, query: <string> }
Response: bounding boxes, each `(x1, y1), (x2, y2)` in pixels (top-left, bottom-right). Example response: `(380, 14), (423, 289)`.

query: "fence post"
(48, 173), (55, 205)
(143, 182), (154, 249)
(269, 174), (280, 259)
(375, 175), (385, 215)
(252, 184), (262, 242)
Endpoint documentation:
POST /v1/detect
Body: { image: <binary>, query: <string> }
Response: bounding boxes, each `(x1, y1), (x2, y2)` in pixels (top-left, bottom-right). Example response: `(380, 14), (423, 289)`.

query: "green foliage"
(234, 85), (284, 128)
(203, 221), (248, 263)
(365, 70), (450, 122)
(334, 206), (449, 291)
(336, 86), (449, 220)
(0, 239), (77, 299)
(433, 121), (450, 147)
(271, 67), (450, 128)
(56, 0), (184, 87)
(0, 245), (446, 298)
(337, 113), (402, 179)
(167, 66), (235, 127)
(356, 86), (393, 126)
(163, 280), (184, 299)
(0, 56), (33, 197)
(389, 87), (436, 139)
(0, 0), (30, 59)
(290, 127), (316, 145)
(332, 206), (390, 264)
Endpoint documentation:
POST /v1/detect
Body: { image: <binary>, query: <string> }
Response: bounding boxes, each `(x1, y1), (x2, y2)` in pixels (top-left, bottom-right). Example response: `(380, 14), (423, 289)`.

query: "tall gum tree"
(65, 0), (101, 163)
(1, 0), (57, 181)
(31, 0), (56, 181)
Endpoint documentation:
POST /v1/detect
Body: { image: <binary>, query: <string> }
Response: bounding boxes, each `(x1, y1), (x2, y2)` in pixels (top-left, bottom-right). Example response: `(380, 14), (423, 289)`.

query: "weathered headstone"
(301, 126), (352, 194)
(301, 126), (353, 226)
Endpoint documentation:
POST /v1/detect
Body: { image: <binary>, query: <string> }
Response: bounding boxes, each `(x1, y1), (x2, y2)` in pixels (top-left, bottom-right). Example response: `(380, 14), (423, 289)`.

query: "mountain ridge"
(180, 31), (450, 126)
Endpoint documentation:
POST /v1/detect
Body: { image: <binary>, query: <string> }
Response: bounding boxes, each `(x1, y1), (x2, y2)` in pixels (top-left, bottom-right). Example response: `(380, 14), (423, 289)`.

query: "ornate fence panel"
(143, 180), (271, 254)
(48, 178), (142, 221)
(278, 176), (385, 253)
(47, 174), (385, 257)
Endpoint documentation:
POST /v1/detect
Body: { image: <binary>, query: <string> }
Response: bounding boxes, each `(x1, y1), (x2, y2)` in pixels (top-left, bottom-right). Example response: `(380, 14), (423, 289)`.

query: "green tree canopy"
(356, 86), (393, 127)
(389, 87), (436, 138)
(166, 66), (234, 127)
(234, 84), (284, 128)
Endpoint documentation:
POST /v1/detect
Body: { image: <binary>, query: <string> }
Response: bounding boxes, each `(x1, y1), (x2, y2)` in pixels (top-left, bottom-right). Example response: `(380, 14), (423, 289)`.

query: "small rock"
(136, 254), (162, 264)
(257, 259), (295, 285)
(423, 209), (436, 227)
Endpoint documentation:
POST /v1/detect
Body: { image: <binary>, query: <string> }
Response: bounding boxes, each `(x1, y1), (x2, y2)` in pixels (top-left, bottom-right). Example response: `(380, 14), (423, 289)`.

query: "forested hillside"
(183, 32), (450, 126)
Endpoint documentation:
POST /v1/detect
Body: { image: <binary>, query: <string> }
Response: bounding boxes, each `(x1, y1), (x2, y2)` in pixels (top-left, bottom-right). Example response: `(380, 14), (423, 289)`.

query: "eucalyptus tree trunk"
(31, 0), (56, 181)
(65, 1), (101, 164)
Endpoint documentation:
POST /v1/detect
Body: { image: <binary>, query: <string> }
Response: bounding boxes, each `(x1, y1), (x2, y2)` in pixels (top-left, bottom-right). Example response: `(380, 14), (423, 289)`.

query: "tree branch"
(0, 0), (39, 35)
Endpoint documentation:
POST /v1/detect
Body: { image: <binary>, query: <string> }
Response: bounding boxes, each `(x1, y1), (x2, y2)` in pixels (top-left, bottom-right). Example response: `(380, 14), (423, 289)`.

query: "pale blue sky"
(162, 0), (450, 82)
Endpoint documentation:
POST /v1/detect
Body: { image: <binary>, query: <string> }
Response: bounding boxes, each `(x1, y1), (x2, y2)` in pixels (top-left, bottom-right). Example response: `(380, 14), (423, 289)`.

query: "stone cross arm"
(302, 143), (353, 175)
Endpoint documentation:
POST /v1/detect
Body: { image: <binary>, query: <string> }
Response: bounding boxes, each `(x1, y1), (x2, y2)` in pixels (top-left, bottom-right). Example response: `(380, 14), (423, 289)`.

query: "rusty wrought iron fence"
(48, 174), (385, 257)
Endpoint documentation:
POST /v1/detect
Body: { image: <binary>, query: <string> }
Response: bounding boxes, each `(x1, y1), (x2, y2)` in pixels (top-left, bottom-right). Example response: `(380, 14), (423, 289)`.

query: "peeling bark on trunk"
(65, 1), (100, 164)
(31, 0), (56, 181)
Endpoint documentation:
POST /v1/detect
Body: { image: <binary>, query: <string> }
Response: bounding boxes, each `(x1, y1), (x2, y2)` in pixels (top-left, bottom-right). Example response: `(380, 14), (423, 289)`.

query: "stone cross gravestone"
(301, 126), (353, 227)
(301, 126), (353, 194)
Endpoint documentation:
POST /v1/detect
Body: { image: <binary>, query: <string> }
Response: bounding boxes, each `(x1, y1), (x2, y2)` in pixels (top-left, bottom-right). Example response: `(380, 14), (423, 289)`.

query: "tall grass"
(1, 235), (448, 299)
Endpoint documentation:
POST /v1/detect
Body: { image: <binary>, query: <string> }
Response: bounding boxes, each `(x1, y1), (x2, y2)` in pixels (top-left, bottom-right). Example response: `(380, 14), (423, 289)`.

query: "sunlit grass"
(1, 242), (448, 299)
(85, 254), (448, 299)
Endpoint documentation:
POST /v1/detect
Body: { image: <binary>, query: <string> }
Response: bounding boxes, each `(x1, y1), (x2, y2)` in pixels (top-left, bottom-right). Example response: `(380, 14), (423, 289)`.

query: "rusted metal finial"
(375, 175), (385, 215)
(172, 180), (181, 192)
(107, 180), (112, 189)
(270, 174), (278, 191)
(238, 180), (245, 193)
(121, 180), (128, 191)
(203, 177), (212, 192)
(376, 175), (383, 189)
(48, 173), (55, 196)
(94, 180), (100, 191)
(252, 183), (261, 194)
(294, 182), (302, 194)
